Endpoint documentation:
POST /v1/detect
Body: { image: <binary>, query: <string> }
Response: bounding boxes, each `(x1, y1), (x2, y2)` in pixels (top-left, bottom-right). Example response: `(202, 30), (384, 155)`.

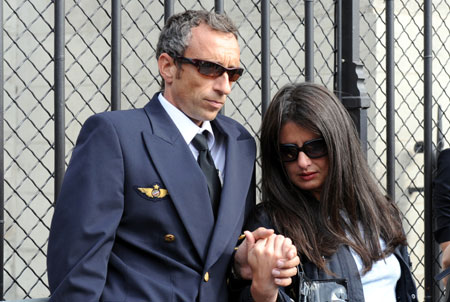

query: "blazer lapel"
(205, 116), (256, 268)
(142, 95), (215, 261)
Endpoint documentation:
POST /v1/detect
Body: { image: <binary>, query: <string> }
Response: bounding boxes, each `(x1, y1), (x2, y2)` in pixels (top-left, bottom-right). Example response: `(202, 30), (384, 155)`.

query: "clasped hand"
(234, 227), (300, 302)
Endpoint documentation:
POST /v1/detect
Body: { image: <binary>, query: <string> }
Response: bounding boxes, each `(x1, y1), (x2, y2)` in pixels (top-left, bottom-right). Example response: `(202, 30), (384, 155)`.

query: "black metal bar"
(437, 105), (443, 154)
(261, 0), (270, 116)
(0, 0), (4, 297)
(54, 0), (65, 201)
(334, 0), (342, 100)
(386, 0), (395, 199)
(164, 0), (174, 23)
(214, 0), (224, 14)
(215, 0), (224, 114)
(424, 0), (433, 300)
(111, 0), (121, 111)
(340, 0), (369, 156)
(304, 0), (314, 82)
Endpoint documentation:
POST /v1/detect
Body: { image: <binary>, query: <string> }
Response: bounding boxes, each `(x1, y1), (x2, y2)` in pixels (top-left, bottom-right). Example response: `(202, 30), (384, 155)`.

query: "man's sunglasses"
(176, 56), (244, 82)
(279, 138), (327, 162)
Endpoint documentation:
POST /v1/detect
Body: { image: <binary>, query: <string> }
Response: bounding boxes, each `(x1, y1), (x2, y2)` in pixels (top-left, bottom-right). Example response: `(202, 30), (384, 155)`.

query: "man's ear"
(158, 53), (177, 85)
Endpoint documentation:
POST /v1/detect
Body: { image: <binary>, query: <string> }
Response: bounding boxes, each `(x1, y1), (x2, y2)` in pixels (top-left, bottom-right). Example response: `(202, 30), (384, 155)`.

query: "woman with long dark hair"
(232, 83), (417, 302)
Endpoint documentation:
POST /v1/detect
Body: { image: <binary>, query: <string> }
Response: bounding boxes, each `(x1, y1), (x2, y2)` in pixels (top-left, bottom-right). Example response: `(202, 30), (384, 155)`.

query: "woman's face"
(279, 121), (329, 200)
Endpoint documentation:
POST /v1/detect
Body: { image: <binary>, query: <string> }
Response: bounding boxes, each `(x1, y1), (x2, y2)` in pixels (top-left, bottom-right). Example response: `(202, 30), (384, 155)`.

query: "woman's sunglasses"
(279, 138), (328, 162)
(176, 56), (244, 82)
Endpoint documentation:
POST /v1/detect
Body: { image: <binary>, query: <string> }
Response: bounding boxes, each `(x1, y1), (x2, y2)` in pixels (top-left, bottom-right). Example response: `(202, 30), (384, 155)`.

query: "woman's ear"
(158, 53), (177, 85)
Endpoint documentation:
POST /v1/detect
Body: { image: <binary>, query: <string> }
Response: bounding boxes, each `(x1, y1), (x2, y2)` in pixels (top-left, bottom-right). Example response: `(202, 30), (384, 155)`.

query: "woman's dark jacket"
(229, 205), (418, 302)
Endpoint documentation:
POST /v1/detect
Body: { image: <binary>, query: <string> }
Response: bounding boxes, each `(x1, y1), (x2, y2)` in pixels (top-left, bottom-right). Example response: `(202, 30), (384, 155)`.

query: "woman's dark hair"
(260, 82), (406, 273)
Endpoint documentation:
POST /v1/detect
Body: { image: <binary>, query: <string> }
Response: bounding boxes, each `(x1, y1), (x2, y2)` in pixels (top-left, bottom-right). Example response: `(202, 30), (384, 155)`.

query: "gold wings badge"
(138, 184), (168, 199)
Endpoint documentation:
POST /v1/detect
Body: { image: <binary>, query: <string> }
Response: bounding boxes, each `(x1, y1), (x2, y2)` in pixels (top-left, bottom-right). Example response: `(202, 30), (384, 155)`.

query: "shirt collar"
(158, 93), (215, 147)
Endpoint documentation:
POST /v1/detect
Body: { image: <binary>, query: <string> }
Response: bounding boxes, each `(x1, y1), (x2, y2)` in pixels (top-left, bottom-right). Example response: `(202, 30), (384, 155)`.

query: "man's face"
(161, 23), (241, 126)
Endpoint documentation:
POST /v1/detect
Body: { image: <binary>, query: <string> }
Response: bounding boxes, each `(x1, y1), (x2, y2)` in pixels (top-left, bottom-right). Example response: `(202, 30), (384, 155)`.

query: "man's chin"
(205, 110), (221, 120)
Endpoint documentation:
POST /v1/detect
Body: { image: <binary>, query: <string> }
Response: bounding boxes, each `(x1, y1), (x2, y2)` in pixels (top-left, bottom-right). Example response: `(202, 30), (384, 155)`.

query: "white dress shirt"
(158, 93), (226, 184)
(350, 238), (401, 302)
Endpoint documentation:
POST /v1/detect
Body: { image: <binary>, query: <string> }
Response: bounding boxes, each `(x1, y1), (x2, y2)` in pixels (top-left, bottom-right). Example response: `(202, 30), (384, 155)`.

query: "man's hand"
(234, 227), (274, 280)
(248, 235), (280, 301)
(234, 227), (300, 284)
(246, 234), (300, 301)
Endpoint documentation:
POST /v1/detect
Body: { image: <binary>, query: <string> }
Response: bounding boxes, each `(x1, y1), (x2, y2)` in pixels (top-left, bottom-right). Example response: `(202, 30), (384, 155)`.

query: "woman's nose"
(297, 151), (312, 168)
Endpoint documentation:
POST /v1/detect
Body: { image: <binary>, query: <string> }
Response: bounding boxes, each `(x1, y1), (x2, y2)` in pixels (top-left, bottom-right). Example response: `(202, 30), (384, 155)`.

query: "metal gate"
(1, 0), (449, 300)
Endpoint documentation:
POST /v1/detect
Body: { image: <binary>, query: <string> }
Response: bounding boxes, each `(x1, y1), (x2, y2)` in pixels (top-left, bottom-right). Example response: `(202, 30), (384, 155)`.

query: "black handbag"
(297, 265), (348, 302)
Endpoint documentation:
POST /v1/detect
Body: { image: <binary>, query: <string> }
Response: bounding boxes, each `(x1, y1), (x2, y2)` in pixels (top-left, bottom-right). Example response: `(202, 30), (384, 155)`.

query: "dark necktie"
(191, 132), (221, 218)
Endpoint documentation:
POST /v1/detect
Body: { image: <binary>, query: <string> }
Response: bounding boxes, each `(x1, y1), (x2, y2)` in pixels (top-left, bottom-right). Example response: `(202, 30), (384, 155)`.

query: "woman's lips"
(299, 172), (317, 181)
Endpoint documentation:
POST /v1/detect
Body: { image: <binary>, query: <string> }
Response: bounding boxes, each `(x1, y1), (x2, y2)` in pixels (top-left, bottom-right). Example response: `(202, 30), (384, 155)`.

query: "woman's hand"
(234, 227), (275, 280)
(248, 233), (299, 302)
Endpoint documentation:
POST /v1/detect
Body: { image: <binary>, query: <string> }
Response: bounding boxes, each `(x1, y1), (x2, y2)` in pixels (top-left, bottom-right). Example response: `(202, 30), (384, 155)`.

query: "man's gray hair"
(156, 10), (239, 90)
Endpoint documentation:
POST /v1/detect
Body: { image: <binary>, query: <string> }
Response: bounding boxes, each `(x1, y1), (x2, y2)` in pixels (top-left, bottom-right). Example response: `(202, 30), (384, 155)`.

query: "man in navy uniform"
(47, 10), (297, 302)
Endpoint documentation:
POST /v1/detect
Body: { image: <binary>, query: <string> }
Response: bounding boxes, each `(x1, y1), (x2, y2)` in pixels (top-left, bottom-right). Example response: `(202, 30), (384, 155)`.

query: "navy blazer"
(47, 94), (256, 302)
(434, 148), (450, 244)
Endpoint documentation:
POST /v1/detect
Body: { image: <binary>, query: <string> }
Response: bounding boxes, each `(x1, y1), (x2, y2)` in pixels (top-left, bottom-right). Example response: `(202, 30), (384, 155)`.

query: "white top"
(349, 239), (401, 302)
(158, 93), (226, 184)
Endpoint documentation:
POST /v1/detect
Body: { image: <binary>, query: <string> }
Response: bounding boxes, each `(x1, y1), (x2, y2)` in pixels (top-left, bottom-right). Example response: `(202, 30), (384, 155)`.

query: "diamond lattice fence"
(3, 0), (54, 298)
(2, 0), (449, 300)
(361, 1), (450, 301)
